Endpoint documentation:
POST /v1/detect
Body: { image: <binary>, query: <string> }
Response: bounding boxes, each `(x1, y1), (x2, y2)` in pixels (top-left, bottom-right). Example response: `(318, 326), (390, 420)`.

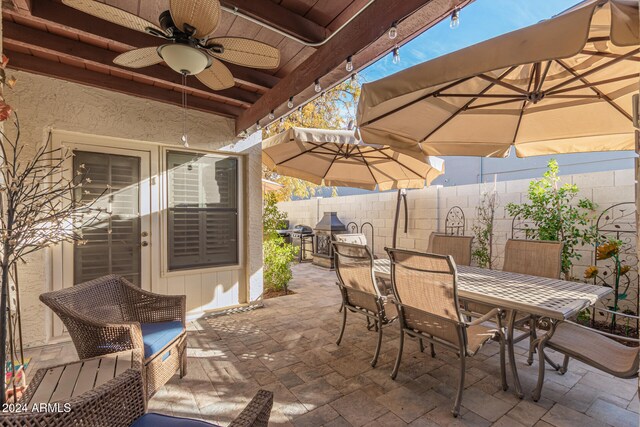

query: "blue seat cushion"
(140, 321), (184, 359)
(131, 413), (219, 427)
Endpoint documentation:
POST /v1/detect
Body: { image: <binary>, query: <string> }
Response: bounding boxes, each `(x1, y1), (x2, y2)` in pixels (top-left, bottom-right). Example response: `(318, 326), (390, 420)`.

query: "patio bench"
(40, 274), (187, 398)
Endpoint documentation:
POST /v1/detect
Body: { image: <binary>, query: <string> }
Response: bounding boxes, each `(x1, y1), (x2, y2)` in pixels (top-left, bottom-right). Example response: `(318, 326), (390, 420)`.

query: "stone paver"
(23, 263), (638, 426)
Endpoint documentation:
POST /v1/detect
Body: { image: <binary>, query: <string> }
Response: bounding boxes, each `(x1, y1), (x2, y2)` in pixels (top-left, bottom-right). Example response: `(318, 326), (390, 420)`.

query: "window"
(167, 151), (239, 271)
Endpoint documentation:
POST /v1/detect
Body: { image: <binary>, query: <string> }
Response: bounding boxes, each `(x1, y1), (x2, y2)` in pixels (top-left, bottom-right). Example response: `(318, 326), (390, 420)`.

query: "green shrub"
(263, 193), (298, 293)
(264, 236), (298, 293)
(505, 159), (597, 279)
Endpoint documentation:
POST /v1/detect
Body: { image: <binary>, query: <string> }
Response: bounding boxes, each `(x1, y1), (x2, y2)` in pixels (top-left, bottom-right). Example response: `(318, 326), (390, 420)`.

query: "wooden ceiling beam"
(220, 0), (328, 43)
(6, 49), (243, 118)
(235, 0), (470, 133)
(3, 21), (259, 107)
(21, 1), (279, 92)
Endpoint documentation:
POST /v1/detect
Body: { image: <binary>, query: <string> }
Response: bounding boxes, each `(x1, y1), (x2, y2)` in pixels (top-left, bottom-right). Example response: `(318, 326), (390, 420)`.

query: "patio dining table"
(373, 259), (613, 399)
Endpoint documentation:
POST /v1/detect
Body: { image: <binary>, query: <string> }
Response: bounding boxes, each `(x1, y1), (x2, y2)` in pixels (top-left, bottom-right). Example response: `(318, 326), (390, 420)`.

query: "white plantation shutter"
(74, 152), (141, 285)
(167, 151), (238, 270)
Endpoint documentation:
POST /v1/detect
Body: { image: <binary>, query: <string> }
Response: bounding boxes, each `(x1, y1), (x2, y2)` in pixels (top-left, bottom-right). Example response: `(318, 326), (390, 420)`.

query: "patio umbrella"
(262, 178), (284, 193)
(356, 0), (639, 159)
(262, 127), (444, 247)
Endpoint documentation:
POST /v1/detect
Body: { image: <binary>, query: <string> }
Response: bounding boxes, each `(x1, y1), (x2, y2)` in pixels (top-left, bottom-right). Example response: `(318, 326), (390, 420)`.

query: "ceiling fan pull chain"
(181, 73), (189, 148)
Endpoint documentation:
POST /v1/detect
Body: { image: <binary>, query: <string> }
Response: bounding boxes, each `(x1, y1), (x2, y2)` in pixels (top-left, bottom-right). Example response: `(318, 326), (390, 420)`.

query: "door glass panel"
(74, 151), (141, 285)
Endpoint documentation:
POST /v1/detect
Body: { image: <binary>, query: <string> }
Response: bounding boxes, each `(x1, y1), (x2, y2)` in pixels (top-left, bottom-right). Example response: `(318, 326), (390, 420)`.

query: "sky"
(360, 0), (582, 84)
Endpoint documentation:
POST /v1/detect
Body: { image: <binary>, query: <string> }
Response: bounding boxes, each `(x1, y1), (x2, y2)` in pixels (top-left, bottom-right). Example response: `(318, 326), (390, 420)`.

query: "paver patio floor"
(25, 263), (639, 426)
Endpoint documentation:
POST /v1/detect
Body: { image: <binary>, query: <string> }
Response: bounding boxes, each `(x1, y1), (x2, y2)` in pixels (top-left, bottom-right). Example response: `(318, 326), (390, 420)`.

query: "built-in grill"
(312, 212), (347, 269)
(287, 224), (314, 262)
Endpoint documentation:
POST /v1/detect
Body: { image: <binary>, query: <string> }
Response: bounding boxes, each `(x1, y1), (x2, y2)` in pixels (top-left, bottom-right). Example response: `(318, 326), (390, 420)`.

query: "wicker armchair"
(40, 275), (187, 398)
(532, 309), (639, 402)
(5, 357), (273, 427)
(386, 247), (507, 417)
(427, 233), (473, 266)
(332, 241), (397, 368)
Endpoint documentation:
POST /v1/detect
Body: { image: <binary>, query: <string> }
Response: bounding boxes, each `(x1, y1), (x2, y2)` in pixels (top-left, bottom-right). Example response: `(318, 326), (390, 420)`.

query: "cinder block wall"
(278, 168), (636, 279)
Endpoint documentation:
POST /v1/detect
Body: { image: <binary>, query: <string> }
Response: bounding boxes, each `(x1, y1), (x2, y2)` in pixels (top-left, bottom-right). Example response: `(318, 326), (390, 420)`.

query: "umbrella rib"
(555, 59), (632, 121)
(512, 63), (537, 143)
(355, 146), (378, 183)
(581, 50), (640, 62)
(436, 93), (527, 99)
(545, 49), (639, 93)
(321, 143), (346, 180)
(478, 73), (528, 95)
(419, 66), (518, 143)
(275, 142), (336, 166)
(376, 149), (425, 179)
(465, 98), (530, 110)
(546, 73), (640, 96)
(534, 61), (551, 93)
(360, 76), (475, 127)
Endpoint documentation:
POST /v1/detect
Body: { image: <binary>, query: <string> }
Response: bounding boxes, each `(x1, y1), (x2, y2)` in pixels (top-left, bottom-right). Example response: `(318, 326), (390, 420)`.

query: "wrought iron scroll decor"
(444, 207), (465, 236)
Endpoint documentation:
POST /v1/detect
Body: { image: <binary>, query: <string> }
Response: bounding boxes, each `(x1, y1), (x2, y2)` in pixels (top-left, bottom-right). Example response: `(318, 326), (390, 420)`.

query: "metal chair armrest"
(465, 308), (502, 327)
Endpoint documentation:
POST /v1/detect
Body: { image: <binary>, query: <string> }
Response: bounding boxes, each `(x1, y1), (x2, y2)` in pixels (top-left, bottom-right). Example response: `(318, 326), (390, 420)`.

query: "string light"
(256, 121), (262, 130)
(450, 8), (460, 29)
(350, 73), (358, 84)
(268, 110), (275, 120)
(392, 46), (400, 64)
(321, 91), (326, 99)
(279, 117), (284, 124)
(314, 79), (322, 93)
(297, 106), (302, 113)
(287, 97), (294, 109)
(346, 56), (354, 72)
(388, 22), (398, 39)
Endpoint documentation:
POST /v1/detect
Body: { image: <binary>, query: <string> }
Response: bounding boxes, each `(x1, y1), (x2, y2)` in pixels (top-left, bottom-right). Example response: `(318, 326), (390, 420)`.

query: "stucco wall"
(5, 70), (263, 347)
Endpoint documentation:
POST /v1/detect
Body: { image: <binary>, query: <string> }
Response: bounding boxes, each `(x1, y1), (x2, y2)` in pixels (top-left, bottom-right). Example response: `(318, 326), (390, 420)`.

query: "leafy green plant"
(263, 192), (288, 238)
(264, 236), (298, 293)
(472, 190), (498, 269)
(505, 159), (597, 280)
(263, 193), (298, 293)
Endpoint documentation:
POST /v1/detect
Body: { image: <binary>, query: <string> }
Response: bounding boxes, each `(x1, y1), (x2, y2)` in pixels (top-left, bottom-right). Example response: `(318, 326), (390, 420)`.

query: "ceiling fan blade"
(170, 0), (220, 38)
(196, 59), (235, 91)
(62, 0), (163, 35)
(114, 47), (163, 68)
(207, 38), (281, 69)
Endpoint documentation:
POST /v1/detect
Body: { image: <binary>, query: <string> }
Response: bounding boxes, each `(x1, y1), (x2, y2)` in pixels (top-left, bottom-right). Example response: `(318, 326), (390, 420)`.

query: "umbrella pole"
(392, 189), (408, 248)
(636, 130), (639, 332)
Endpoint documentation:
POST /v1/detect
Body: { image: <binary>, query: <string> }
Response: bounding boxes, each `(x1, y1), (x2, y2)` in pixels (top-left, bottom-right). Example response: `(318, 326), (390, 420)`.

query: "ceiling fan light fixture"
(158, 43), (211, 75)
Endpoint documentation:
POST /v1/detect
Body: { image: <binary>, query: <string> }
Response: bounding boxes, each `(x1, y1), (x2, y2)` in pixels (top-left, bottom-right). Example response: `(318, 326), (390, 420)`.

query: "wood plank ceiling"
(2, 0), (471, 135)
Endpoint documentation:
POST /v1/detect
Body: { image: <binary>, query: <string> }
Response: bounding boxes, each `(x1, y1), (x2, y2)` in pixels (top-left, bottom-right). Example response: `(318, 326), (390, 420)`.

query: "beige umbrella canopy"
(356, 0), (639, 159)
(262, 178), (284, 193)
(262, 127), (444, 191)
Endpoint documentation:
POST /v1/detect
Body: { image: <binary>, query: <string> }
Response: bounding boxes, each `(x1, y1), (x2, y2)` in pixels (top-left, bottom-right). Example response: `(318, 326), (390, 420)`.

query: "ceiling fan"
(62, 0), (281, 91)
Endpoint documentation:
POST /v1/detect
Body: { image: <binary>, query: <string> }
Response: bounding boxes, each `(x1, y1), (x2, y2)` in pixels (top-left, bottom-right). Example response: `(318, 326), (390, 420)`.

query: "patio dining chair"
(532, 309), (639, 402)
(463, 239), (563, 364)
(427, 233), (474, 266)
(332, 241), (397, 368)
(335, 233), (389, 293)
(40, 275), (187, 398)
(386, 248), (507, 417)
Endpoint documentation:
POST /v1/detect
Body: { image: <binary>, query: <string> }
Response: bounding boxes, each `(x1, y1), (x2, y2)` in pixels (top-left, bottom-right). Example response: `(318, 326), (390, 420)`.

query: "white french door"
(53, 143), (152, 338)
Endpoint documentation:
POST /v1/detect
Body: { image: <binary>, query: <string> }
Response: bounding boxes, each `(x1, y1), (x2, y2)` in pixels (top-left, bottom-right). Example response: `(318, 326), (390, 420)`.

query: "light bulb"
(297, 106), (302, 113)
(321, 91), (326, 99)
(388, 23), (398, 40)
(268, 110), (275, 120)
(256, 121), (262, 130)
(181, 134), (189, 148)
(287, 97), (294, 109)
(314, 79), (322, 93)
(450, 8), (460, 29)
(279, 117), (284, 124)
(392, 46), (400, 64)
(346, 56), (353, 72)
(350, 73), (358, 84)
